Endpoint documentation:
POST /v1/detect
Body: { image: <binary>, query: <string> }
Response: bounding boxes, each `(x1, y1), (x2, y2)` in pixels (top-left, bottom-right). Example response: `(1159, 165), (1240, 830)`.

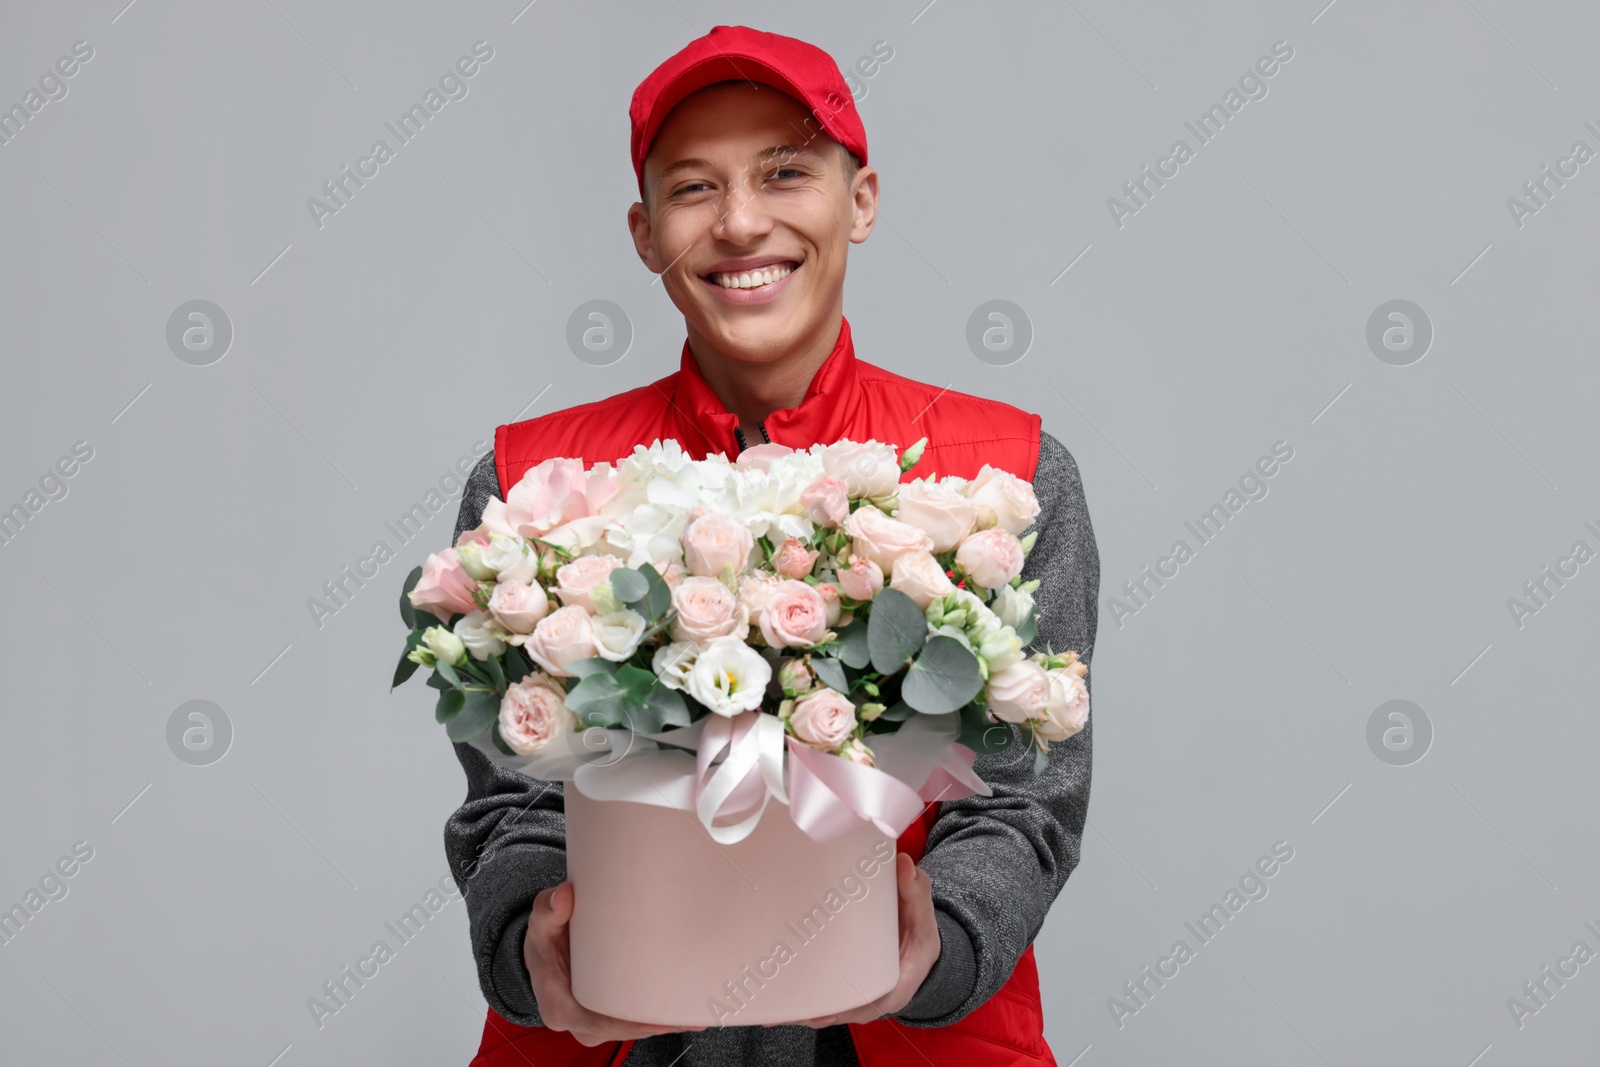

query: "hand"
(523, 881), (705, 1047)
(765, 852), (943, 1029)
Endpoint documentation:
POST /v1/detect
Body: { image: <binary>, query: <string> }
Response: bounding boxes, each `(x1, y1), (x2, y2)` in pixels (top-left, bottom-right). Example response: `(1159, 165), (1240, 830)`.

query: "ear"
(848, 165), (879, 245)
(627, 199), (659, 271)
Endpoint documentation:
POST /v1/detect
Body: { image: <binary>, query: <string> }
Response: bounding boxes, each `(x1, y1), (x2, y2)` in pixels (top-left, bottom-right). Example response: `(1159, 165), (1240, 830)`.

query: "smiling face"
(628, 80), (878, 368)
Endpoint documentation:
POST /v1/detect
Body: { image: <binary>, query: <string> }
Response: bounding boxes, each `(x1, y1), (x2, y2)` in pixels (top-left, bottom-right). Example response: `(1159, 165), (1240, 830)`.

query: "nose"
(711, 170), (775, 244)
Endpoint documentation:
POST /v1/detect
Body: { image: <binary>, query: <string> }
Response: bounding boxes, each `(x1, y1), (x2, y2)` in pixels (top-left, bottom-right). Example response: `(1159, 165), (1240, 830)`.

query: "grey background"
(2, 1), (1596, 1064)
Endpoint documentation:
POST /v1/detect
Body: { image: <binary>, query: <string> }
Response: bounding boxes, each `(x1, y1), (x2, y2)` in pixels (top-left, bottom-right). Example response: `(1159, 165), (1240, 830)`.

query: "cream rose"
(772, 538), (821, 580)
(843, 504), (934, 575)
(453, 610), (506, 661)
(592, 609), (647, 662)
(966, 466), (1040, 535)
(526, 605), (600, 677)
(889, 550), (957, 610)
(498, 673), (577, 755)
(759, 580), (830, 649)
(822, 440), (900, 499)
(681, 510), (755, 577)
(479, 533), (538, 585)
(836, 555), (884, 601)
(488, 579), (551, 635)
(788, 688), (857, 751)
(1040, 668), (1090, 741)
(671, 576), (749, 643)
(800, 474), (850, 527)
(895, 479), (979, 554)
(955, 528), (1026, 590)
(552, 554), (623, 613)
(737, 571), (783, 620)
(987, 660), (1050, 724)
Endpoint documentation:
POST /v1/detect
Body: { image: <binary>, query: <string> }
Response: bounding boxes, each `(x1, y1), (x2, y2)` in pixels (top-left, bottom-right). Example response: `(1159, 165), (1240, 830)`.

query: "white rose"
(481, 533), (538, 584)
(1040, 667), (1090, 741)
(685, 636), (772, 716)
(966, 466), (1041, 535)
(453, 610), (506, 661)
(954, 528), (1026, 590)
(552, 554), (624, 614)
(526, 605), (600, 677)
(671, 576), (750, 643)
(894, 479), (979, 554)
(843, 504), (934, 575)
(592, 609), (647, 662)
(487, 579), (552, 635)
(822, 440), (900, 499)
(889, 550), (956, 610)
(681, 510), (756, 577)
(652, 641), (702, 691)
(987, 660), (1049, 723)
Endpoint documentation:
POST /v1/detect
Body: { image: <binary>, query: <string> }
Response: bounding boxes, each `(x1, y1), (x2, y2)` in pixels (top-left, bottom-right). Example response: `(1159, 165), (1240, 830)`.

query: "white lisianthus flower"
(423, 626), (467, 668)
(652, 641), (702, 691)
(685, 636), (772, 716)
(592, 609), (648, 662)
(991, 584), (1035, 631)
(454, 610), (506, 661)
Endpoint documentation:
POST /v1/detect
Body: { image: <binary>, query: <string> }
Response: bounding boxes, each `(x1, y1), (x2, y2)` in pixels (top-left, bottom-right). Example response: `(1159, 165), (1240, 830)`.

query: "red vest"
(469, 316), (1057, 1067)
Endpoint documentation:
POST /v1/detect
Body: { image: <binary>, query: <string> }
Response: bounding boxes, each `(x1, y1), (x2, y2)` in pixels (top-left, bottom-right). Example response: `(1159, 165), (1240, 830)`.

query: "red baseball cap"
(629, 25), (868, 197)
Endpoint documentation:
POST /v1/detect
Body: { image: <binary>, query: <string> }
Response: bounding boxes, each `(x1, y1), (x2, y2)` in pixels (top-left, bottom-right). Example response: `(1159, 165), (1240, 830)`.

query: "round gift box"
(564, 786), (902, 1028)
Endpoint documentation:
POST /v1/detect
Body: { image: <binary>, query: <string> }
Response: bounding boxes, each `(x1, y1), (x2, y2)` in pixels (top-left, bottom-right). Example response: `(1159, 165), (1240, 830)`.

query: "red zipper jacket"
(469, 315), (1059, 1066)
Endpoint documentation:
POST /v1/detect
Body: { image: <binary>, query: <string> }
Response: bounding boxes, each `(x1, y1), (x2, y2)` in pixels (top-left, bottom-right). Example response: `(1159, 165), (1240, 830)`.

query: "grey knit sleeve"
(893, 429), (1099, 1029)
(442, 448), (569, 1028)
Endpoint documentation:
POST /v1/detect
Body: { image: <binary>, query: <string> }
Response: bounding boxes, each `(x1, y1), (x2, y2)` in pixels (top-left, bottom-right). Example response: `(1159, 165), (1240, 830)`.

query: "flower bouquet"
(393, 437), (1088, 1025)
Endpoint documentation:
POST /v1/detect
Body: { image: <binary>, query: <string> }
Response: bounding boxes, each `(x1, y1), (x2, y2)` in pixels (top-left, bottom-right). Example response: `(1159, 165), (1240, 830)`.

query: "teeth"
(712, 263), (795, 289)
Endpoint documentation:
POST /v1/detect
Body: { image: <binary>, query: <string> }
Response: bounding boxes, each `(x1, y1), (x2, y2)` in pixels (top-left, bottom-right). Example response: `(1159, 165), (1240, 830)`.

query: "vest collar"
(668, 315), (864, 457)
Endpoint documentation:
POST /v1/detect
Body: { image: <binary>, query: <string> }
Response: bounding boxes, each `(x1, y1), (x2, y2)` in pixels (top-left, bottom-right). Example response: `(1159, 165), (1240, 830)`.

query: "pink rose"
(1040, 668), (1090, 741)
(815, 582), (843, 626)
(894, 479), (979, 554)
(487, 579), (552, 634)
(836, 555), (884, 601)
(772, 538), (821, 580)
(552, 554), (623, 613)
(526, 605), (600, 677)
(759, 580), (830, 649)
(492, 456), (619, 550)
(889, 550), (957, 610)
(841, 738), (876, 766)
(734, 442), (795, 472)
(789, 688), (857, 750)
(410, 549), (480, 623)
(737, 571), (783, 619)
(843, 504), (934, 575)
(987, 660), (1050, 723)
(800, 475), (850, 527)
(671, 576), (750, 643)
(498, 673), (577, 755)
(681, 510), (755, 578)
(955, 528), (1026, 590)
(966, 466), (1040, 535)
(822, 440), (900, 499)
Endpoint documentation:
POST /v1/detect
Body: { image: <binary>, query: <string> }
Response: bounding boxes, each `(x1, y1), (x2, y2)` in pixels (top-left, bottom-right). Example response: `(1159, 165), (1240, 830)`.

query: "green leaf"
(1033, 742), (1049, 774)
(436, 660), (463, 690)
(811, 656), (849, 694)
(435, 688), (465, 723)
(565, 670), (631, 728)
(392, 647), (420, 689)
(876, 701), (917, 722)
(426, 671), (453, 691)
(491, 720), (516, 756)
(502, 647), (532, 684)
(1015, 605), (1038, 647)
(835, 618), (871, 670)
(446, 688), (499, 742)
(400, 566), (423, 627)
(632, 682), (691, 733)
(957, 702), (1015, 754)
(567, 657), (617, 680)
(901, 636), (985, 714)
(610, 568), (650, 605)
(615, 663), (658, 707)
(484, 652), (507, 692)
(867, 588), (928, 675)
(638, 563), (673, 620)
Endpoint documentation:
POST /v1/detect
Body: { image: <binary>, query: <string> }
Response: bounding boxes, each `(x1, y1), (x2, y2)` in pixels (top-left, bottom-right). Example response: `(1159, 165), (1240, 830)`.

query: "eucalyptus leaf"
(446, 688), (499, 742)
(426, 671), (453, 691)
(1033, 743), (1049, 774)
(436, 660), (463, 690)
(435, 688), (465, 724)
(957, 702), (1014, 754)
(491, 721), (516, 756)
(901, 635), (985, 714)
(835, 618), (871, 669)
(502, 647), (532, 684)
(631, 683), (691, 733)
(876, 701), (917, 722)
(485, 652), (507, 692)
(566, 657), (617, 680)
(638, 563), (673, 619)
(867, 588), (927, 674)
(1015, 605), (1038, 647)
(811, 656), (849, 694)
(610, 568), (650, 605)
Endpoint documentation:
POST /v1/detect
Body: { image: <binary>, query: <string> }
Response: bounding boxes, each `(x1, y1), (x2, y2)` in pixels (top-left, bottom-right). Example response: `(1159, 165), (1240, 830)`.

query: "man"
(444, 24), (1098, 1067)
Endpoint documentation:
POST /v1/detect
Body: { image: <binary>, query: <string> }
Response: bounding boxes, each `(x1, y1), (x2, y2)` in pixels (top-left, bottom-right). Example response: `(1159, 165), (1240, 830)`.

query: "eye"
(766, 167), (805, 181)
(672, 181), (712, 197)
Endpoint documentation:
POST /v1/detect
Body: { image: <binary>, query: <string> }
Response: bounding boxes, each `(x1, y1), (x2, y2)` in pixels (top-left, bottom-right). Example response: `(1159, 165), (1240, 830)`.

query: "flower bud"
(778, 658), (815, 696)
(455, 542), (499, 581)
(859, 702), (886, 722)
(899, 437), (928, 473)
(423, 626), (467, 668)
(1019, 531), (1039, 555)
